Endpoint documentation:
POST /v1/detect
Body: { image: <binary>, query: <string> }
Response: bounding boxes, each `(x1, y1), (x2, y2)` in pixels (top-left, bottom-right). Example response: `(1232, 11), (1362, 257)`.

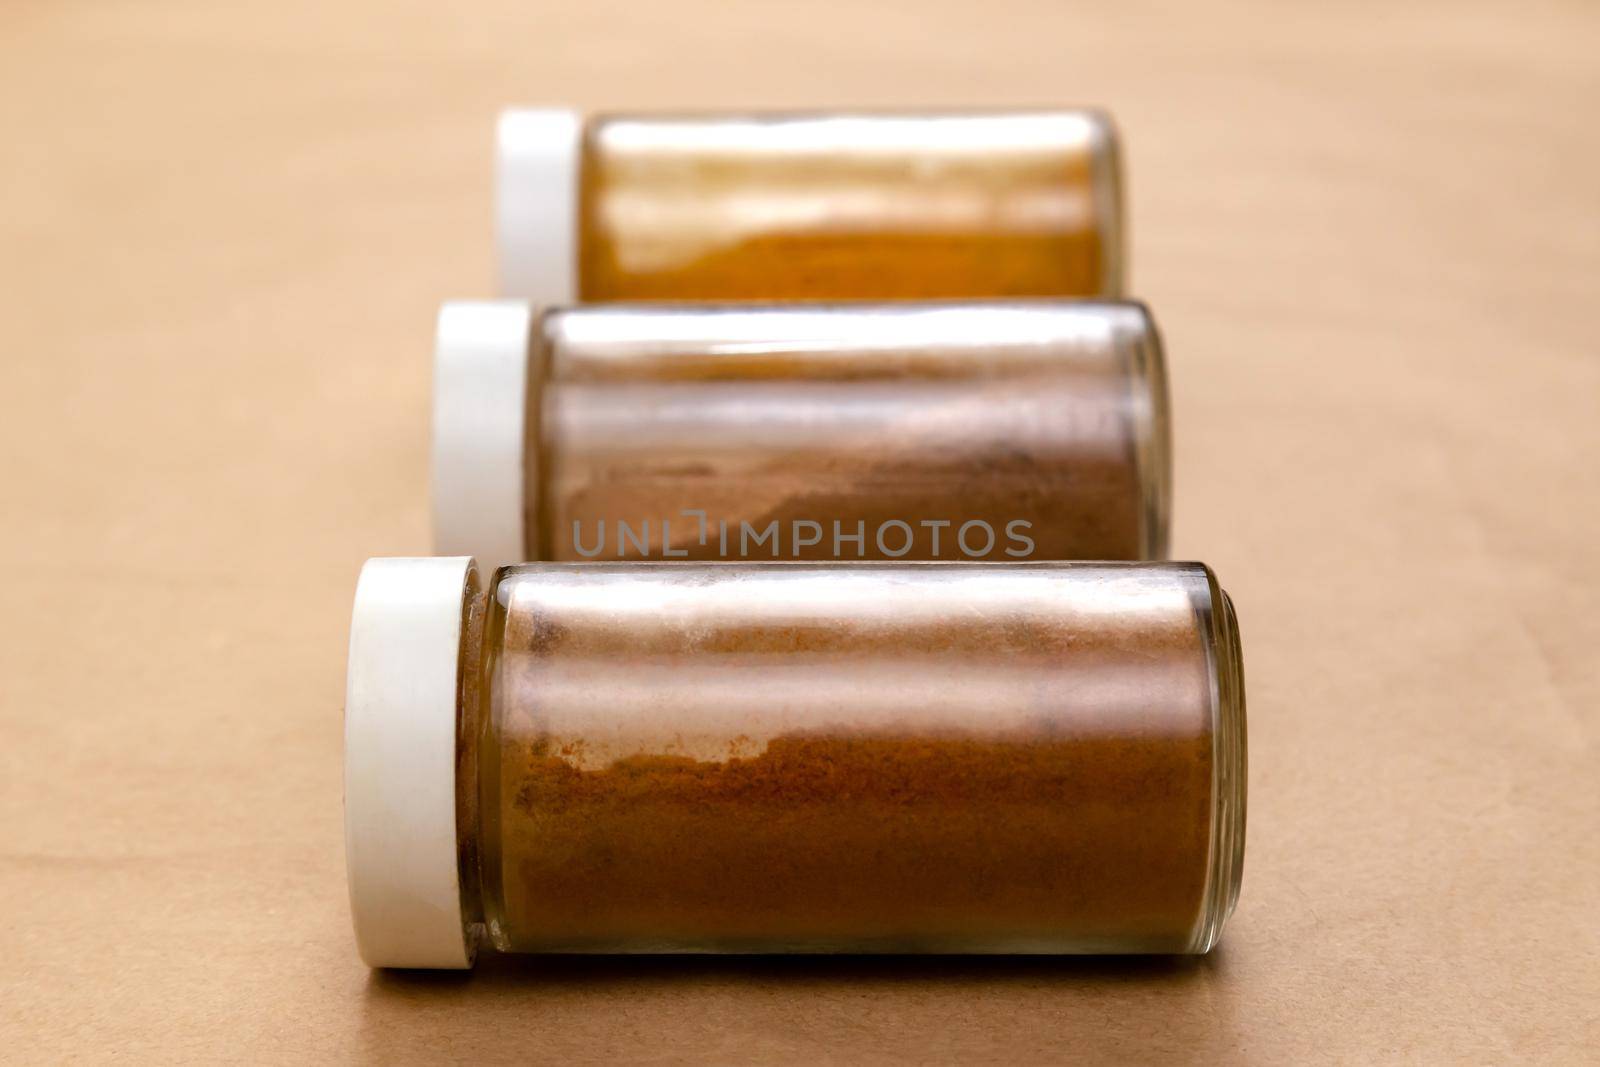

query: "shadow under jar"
(343, 558), (1245, 968)
(432, 300), (1170, 571)
(497, 108), (1123, 304)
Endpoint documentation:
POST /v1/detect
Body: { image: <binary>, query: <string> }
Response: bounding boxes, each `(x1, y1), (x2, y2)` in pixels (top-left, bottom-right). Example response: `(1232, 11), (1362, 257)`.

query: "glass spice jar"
(498, 108), (1124, 305)
(344, 557), (1246, 967)
(432, 299), (1171, 572)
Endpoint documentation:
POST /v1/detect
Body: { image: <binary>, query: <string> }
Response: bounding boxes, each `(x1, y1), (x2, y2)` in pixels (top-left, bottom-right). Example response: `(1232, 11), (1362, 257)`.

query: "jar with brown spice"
(498, 108), (1123, 305)
(344, 557), (1245, 968)
(432, 299), (1170, 572)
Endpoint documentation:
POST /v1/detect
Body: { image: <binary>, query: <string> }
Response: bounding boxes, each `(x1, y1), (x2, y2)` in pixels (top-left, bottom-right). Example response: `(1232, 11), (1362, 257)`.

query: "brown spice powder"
(501, 734), (1210, 952)
(532, 304), (1163, 562)
(477, 564), (1224, 953)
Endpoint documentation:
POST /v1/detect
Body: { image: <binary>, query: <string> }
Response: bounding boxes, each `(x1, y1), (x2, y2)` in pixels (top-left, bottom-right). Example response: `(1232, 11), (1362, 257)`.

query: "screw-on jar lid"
(432, 301), (534, 574)
(497, 107), (580, 303)
(344, 556), (476, 969)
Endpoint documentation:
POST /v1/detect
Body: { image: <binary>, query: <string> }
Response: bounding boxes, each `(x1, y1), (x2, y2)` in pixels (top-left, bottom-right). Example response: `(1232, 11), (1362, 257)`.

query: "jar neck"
(522, 319), (551, 562)
(454, 573), (490, 951)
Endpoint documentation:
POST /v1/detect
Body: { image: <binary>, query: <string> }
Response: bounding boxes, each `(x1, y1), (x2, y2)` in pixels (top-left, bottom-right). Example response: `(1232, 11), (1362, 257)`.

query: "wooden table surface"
(3, 1), (1597, 1061)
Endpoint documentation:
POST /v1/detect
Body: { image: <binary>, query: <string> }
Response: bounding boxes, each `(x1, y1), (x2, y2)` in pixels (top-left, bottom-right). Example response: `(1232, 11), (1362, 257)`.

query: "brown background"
(2, 0), (1597, 1062)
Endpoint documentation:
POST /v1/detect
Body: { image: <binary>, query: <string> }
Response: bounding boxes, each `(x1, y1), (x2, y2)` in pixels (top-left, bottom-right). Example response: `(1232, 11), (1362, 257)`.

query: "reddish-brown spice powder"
(472, 564), (1232, 954)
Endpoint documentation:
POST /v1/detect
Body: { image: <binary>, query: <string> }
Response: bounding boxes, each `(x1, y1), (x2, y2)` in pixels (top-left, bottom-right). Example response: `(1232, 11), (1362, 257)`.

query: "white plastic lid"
(496, 107), (581, 302)
(431, 301), (534, 573)
(344, 556), (476, 969)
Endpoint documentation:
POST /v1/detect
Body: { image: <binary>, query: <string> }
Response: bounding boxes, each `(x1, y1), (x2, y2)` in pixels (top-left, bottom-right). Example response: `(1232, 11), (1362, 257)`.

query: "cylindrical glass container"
(432, 299), (1170, 572)
(344, 557), (1246, 968)
(497, 108), (1123, 305)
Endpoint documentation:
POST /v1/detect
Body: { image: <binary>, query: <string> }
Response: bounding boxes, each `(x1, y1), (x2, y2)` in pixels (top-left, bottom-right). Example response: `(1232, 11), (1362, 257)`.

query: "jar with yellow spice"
(498, 108), (1123, 305)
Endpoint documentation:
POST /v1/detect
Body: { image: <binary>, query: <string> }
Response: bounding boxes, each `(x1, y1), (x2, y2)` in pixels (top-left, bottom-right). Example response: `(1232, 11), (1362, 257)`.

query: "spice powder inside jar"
(535, 301), (1167, 563)
(574, 111), (1121, 301)
(470, 562), (1243, 954)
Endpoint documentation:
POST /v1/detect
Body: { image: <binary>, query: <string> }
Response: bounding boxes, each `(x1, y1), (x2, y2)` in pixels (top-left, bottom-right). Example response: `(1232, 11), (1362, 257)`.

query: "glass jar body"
(576, 111), (1121, 301)
(526, 301), (1168, 562)
(466, 562), (1244, 956)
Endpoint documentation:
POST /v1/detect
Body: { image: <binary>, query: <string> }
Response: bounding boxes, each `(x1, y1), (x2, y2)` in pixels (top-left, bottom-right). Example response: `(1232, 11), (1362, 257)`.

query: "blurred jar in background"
(431, 299), (1169, 572)
(498, 109), (1123, 305)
